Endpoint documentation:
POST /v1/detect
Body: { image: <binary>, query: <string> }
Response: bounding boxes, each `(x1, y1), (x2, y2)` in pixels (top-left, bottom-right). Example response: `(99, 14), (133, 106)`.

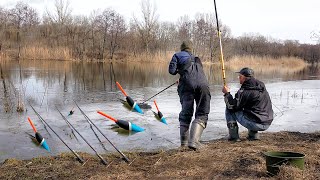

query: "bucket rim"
(264, 151), (305, 158)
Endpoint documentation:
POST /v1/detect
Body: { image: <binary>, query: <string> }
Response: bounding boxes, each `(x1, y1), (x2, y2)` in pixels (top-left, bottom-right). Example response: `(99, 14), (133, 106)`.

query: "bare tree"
(177, 15), (192, 41)
(46, 0), (72, 25)
(108, 12), (126, 59)
(133, 0), (159, 53)
(96, 8), (113, 60)
(8, 2), (39, 58)
(310, 31), (320, 44)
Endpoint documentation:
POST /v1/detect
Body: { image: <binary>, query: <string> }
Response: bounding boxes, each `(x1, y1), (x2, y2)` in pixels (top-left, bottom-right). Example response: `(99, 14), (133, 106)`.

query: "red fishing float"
(97, 111), (145, 132)
(153, 100), (168, 125)
(116, 82), (143, 114)
(27, 117), (50, 152)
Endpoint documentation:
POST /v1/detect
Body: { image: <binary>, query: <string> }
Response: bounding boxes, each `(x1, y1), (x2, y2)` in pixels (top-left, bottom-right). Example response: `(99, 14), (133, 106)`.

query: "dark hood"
(241, 78), (265, 92)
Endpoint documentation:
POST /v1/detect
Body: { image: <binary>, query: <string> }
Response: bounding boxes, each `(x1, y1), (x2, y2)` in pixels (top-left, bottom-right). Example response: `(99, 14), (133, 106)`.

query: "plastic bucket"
(264, 151), (305, 176)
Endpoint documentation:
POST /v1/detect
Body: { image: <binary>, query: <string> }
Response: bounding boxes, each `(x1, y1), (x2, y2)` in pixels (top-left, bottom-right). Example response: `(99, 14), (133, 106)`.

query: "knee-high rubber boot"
(247, 130), (260, 140)
(180, 123), (189, 146)
(188, 121), (205, 150)
(227, 122), (240, 142)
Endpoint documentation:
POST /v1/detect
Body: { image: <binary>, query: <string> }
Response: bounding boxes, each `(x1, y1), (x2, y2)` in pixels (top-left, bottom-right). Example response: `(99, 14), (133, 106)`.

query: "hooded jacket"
(224, 77), (273, 125)
(168, 51), (208, 92)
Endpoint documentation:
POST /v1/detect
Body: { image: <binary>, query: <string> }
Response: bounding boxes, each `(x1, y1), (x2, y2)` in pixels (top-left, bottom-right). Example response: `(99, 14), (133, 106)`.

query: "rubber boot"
(180, 123), (189, 147)
(188, 121), (205, 150)
(247, 130), (260, 141)
(227, 122), (241, 142)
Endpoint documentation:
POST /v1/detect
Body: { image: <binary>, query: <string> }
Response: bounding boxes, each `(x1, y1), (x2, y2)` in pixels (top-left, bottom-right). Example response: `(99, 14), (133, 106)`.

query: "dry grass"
(1, 131), (319, 179)
(125, 51), (174, 63)
(20, 46), (72, 61)
(226, 55), (308, 73)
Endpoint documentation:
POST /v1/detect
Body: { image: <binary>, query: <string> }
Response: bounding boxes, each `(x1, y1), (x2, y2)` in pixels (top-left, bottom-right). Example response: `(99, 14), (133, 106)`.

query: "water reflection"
(0, 60), (319, 162)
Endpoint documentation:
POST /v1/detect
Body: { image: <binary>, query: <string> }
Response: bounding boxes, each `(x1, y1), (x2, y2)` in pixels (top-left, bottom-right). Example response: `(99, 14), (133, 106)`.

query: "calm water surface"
(0, 60), (319, 162)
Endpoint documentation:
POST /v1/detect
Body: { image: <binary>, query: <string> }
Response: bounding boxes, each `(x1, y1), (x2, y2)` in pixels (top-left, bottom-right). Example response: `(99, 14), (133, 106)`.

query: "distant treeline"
(0, 1), (319, 63)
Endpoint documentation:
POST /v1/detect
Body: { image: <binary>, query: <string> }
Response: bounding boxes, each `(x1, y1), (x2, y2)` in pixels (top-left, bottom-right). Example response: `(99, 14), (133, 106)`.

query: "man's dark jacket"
(224, 77), (273, 125)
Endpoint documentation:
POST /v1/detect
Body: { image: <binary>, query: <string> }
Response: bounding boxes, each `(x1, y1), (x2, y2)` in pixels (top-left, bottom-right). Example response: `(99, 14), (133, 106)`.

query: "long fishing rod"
(74, 100), (130, 163)
(55, 106), (108, 165)
(213, 0), (227, 86)
(28, 103), (85, 164)
(28, 101), (51, 136)
(55, 106), (79, 141)
(68, 106), (109, 151)
(140, 81), (177, 104)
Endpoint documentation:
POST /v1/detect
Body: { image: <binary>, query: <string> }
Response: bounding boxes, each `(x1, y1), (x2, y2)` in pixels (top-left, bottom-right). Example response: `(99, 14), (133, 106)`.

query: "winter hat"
(180, 40), (193, 52)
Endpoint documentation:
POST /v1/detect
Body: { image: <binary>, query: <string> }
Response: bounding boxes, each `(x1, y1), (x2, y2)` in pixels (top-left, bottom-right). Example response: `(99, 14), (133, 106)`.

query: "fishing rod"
(28, 101), (52, 136)
(140, 81), (177, 105)
(74, 100), (130, 163)
(69, 105), (109, 152)
(213, 0), (227, 86)
(28, 104), (85, 164)
(55, 106), (79, 141)
(55, 106), (108, 165)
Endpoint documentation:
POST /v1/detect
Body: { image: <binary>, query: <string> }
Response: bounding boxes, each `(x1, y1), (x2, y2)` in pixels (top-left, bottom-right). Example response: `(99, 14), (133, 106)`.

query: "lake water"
(0, 60), (319, 162)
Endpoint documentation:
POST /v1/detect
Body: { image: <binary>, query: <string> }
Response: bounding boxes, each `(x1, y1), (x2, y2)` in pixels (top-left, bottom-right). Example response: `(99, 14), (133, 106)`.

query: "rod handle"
(97, 111), (117, 122)
(97, 153), (108, 165)
(27, 117), (37, 133)
(116, 82), (128, 97)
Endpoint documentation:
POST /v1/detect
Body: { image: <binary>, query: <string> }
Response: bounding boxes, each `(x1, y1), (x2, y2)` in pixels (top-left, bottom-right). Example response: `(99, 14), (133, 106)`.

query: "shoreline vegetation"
(1, 47), (308, 68)
(1, 131), (319, 179)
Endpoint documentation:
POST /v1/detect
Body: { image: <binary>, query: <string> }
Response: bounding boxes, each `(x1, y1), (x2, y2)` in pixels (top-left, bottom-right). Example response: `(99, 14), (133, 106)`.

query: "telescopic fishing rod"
(214, 0), (227, 86)
(55, 106), (108, 165)
(28, 101), (51, 136)
(55, 106), (79, 141)
(140, 81), (177, 105)
(74, 100), (130, 163)
(67, 104), (109, 152)
(28, 103), (85, 164)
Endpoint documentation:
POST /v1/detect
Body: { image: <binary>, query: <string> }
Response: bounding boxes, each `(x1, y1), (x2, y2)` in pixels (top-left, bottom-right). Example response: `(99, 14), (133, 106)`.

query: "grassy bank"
(225, 55), (308, 73)
(1, 131), (319, 179)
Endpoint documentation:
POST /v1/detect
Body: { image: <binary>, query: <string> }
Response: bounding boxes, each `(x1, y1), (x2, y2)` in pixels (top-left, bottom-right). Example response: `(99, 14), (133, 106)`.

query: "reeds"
(20, 46), (72, 61)
(226, 55), (307, 73)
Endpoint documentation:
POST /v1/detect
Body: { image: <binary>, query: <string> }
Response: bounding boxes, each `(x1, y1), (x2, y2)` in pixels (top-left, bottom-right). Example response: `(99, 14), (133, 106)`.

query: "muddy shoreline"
(1, 131), (320, 179)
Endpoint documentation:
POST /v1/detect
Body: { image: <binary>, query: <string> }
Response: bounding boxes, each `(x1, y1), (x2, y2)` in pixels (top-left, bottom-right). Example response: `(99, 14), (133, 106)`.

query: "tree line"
(0, 0), (319, 63)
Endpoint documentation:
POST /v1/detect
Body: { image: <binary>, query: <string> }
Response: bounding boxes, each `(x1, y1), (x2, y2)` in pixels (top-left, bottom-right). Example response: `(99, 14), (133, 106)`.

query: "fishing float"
(152, 100), (168, 125)
(116, 81), (143, 114)
(55, 106), (79, 141)
(29, 104), (85, 163)
(68, 107), (75, 116)
(27, 117), (50, 152)
(97, 111), (145, 132)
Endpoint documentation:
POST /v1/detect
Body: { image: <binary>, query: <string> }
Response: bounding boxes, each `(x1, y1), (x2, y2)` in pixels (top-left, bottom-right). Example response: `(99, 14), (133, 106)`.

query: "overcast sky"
(1, 0), (319, 44)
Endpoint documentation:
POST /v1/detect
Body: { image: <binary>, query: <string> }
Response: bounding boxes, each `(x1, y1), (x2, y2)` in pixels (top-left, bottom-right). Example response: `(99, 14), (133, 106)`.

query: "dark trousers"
(178, 85), (211, 127)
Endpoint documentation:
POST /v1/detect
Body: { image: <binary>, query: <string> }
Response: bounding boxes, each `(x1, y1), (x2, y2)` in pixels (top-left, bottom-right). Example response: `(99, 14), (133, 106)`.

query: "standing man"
(222, 67), (273, 141)
(169, 40), (211, 150)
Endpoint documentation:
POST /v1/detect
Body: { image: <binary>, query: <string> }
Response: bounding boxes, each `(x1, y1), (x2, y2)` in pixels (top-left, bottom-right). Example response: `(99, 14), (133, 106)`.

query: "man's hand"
(222, 86), (230, 94)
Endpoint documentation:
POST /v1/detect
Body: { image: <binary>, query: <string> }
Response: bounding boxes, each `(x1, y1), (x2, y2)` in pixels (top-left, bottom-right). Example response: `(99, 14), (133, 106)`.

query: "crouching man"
(222, 67), (273, 141)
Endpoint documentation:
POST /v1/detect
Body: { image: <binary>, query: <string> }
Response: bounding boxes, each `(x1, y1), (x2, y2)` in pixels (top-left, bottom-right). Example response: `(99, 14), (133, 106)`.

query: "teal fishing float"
(116, 81), (143, 114)
(27, 117), (50, 152)
(153, 100), (167, 125)
(97, 111), (145, 132)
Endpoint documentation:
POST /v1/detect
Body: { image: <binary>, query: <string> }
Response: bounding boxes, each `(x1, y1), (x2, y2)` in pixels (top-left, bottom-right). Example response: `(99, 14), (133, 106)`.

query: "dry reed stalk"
(226, 55), (307, 73)
(21, 46), (72, 60)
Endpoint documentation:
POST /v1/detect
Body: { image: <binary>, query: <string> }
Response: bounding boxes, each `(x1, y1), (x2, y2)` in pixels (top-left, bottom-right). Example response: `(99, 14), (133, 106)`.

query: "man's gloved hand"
(222, 86), (230, 94)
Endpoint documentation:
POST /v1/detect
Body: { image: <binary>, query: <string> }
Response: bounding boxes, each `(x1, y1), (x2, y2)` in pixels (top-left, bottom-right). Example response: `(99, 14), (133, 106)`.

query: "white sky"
(1, 0), (320, 44)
